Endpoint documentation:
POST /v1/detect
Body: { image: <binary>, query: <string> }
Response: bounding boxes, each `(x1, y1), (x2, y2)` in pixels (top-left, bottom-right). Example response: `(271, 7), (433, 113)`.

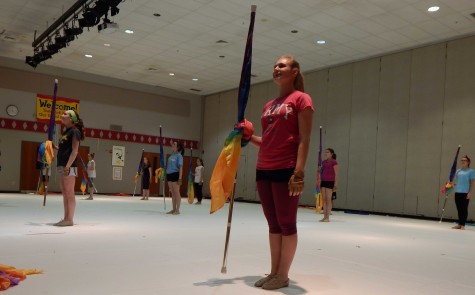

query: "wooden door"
(20, 141), (89, 193)
(143, 152), (163, 196)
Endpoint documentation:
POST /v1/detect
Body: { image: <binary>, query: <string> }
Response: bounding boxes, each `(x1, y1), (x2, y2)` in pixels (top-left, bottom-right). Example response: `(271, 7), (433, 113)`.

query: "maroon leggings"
(257, 180), (299, 236)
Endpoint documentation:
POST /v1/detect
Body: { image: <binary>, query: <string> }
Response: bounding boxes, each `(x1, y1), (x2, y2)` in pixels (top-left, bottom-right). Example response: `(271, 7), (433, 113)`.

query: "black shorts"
(321, 181), (335, 189)
(256, 168), (294, 182)
(167, 172), (180, 182)
(88, 178), (95, 188)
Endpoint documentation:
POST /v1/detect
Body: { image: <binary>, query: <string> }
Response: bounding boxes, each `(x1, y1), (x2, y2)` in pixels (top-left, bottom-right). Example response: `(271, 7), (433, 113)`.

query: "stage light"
(25, 55), (38, 68)
(110, 6), (119, 16)
(26, 0), (124, 67)
(78, 7), (100, 27)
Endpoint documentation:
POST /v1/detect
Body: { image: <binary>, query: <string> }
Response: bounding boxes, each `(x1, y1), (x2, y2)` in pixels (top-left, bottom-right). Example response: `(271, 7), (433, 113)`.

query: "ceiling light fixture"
(317, 40), (326, 44)
(169, 73), (175, 76)
(125, 29), (134, 34)
(85, 54), (93, 58)
(26, 0), (124, 68)
(428, 6), (440, 12)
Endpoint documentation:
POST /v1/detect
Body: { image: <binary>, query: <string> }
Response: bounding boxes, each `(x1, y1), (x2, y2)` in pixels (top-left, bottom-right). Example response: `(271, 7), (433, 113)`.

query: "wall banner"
(36, 94), (80, 123)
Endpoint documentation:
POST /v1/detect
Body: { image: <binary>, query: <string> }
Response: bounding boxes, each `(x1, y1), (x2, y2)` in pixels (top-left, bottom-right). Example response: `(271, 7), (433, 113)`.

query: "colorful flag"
(210, 5), (256, 214)
(441, 145), (461, 195)
(187, 149), (195, 204)
(315, 126), (323, 212)
(80, 171), (88, 195)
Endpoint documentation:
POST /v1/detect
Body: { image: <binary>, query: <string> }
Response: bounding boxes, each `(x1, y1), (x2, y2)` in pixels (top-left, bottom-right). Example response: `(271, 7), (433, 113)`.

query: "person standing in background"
(193, 158), (204, 205)
(85, 153), (96, 200)
(453, 155), (474, 230)
(320, 148), (338, 222)
(140, 157), (152, 200)
(166, 142), (184, 214)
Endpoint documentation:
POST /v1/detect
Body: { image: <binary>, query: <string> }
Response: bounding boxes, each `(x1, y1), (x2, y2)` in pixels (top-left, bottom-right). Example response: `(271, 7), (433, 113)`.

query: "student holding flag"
(453, 155), (474, 230)
(166, 141), (184, 215)
(54, 110), (84, 227)
(247, 55), (314, 290)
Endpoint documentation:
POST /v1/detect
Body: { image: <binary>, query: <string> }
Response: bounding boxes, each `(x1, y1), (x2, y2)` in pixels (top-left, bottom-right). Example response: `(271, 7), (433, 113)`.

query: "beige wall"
(202, 35), (475, 220)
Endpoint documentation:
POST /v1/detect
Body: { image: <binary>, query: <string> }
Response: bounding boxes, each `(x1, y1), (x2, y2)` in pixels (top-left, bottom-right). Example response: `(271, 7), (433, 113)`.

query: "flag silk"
(187, 170), (194, 204)
(209, 6), (255, 214)
(441, 145), (461, 195)
(155, 168), (164, 183)
(80, 171), (88, 195)
(0, 264), (43, 291)
(210, 130), (243, 213)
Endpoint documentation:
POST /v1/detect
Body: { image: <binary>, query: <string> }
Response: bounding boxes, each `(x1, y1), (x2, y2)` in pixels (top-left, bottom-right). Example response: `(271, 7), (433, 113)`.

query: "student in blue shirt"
(166, 141), (184, 215)
(453, 155), (474, 230)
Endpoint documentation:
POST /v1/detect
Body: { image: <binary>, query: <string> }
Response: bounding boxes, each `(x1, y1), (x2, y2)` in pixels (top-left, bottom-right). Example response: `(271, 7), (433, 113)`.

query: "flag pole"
(42, 79), (58, 206)
(439, 145), (461, 223)
(218, 4), (256, 274)
(315, 126), (323, 213)
(133, 149), (145, 197)
(187, 148), (195, 204)
(159, 126), (166, 210)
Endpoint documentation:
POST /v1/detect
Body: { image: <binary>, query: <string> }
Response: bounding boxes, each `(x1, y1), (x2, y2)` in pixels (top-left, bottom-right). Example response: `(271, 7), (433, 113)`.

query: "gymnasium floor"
(1, 193), (474, 295)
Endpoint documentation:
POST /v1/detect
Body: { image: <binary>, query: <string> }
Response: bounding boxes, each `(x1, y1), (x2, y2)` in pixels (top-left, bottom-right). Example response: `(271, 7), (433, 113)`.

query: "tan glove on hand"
(288, 170), (304, 196)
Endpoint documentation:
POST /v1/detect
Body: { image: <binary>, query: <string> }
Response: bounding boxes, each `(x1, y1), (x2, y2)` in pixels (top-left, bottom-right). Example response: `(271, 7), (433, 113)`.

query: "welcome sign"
(36, 94), (80, 123)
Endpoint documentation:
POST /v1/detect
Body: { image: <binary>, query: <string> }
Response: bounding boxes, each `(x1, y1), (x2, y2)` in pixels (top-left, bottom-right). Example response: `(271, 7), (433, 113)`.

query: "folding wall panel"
(347, 58), (380, 211)
(404, 44), (445, 217)
(374, 51), (411, 213)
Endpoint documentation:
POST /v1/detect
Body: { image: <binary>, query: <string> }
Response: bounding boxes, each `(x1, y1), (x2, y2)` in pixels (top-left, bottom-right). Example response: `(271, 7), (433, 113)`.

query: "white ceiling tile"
(2, 0), (475, 95)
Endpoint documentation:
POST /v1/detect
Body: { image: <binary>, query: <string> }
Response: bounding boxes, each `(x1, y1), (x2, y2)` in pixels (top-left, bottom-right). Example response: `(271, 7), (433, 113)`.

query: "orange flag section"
(0, 264), (43, 291)
(210, 130), (242, 214)
(44, 140), (54, 165)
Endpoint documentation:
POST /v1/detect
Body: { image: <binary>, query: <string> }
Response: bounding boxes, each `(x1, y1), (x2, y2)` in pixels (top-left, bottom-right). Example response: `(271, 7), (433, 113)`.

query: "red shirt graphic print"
(257, 90), (314, 170)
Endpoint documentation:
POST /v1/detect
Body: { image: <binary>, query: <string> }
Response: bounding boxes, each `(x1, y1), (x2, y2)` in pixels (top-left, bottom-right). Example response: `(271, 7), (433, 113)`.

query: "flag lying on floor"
(0, 264), (43, 291)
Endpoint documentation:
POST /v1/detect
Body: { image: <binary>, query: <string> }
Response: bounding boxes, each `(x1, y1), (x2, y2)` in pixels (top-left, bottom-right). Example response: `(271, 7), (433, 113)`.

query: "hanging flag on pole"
(187, 148), (195, 204)
(210, 5), (256, 214)
(439, 145), (461, 222)
(38, 79), (58, 206)
(77, 154), (97, 194)
(209, 5), (257, 274)
(315, 126), (323, 212)
(133, 149), (144, 197)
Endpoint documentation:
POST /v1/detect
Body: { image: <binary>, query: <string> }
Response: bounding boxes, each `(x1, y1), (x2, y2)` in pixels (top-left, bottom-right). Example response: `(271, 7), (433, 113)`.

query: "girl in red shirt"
(249, 55), (314, 290)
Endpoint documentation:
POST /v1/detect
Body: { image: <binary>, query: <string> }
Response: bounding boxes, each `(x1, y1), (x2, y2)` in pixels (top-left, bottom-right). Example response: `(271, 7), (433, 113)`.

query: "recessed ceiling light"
(85, 54), (93, 58)
(125, 29), (134, 34)
(428, 6), (440, 12)
(219, 55), (225, 58)
(153, 13), (161, 17)
(316, 40), (326, 45)
(169, 73), (175, 76)
(291, 30), (298, 33)
(104, 43), (110, 47)
(192, 78), (198, 81)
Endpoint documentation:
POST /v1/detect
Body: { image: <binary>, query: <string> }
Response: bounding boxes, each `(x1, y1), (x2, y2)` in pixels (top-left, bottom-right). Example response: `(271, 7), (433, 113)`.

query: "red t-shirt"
(257, 90), (314, 170)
